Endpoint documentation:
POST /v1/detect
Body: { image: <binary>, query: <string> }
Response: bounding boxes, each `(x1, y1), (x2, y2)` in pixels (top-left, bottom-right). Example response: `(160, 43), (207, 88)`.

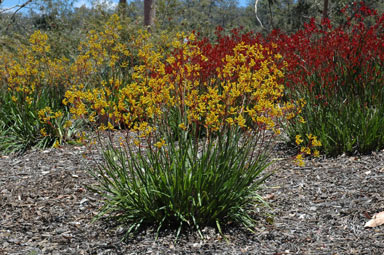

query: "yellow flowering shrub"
(0, 13), (321, 160)
(59, 17), (325, 237)
(0, 30), (76, 152)
(64, 17), (320, 162)
(1, 31), (70, 103)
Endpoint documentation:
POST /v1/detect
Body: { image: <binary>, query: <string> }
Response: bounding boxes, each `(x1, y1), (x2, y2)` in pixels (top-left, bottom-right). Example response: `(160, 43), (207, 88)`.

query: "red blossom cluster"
(158, 1), (384, 113)
(162, 1), (384, 110)
(267, 2), (384, 103)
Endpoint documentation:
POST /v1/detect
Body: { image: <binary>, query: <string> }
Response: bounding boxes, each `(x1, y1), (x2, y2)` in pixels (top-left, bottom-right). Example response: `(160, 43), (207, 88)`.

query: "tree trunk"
(254, 0), (263, 27)
(118, 0), (127, 16)
(323, 0), (329, 19)
(144, 0), (156, 28)
(268, 0), (274, 30)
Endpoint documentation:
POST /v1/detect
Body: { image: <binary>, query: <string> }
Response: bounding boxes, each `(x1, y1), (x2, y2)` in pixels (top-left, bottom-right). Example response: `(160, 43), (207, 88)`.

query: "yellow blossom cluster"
(38, 106), (63, 124)
(294, 134), (322, 166)
(70, 14), (131, 87)
(0, 14), (320, 158)
(64, 15), (179, 139)
(0, 30), (80, 148)
(166, 38), (288, 135)
(0, 30), (70, 105)
(61, 15), (319, 156)
(65, 21), (292, 148)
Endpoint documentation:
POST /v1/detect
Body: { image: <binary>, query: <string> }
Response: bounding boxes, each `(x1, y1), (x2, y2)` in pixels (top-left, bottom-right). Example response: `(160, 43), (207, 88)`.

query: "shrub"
(274, 2), (384, 156)
(66, 25), (306, 237)
(0, 31), (76, 154)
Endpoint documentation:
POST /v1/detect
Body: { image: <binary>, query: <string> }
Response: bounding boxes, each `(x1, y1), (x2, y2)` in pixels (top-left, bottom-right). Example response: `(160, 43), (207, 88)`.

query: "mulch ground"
(1, 141), (384, 255)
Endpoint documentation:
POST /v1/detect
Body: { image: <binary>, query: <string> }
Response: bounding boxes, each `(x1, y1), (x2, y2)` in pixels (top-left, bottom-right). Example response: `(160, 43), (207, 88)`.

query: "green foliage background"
(2, 0), (383, 55)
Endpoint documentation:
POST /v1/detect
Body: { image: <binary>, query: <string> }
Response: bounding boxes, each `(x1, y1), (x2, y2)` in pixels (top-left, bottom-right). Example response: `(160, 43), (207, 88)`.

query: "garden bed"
(1, 143), (384, 255)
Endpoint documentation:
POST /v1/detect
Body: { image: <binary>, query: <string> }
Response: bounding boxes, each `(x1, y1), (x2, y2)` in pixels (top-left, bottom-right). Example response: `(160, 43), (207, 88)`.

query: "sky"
(2, 0), (250, 11)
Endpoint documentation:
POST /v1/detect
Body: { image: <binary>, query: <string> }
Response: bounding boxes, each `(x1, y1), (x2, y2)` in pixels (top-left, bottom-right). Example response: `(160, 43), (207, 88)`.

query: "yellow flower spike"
(312, 138), (322, 147)
(88, 112), (96, 122)
(273, 128), (281, 135)
(40, 128), (47, 137)
(295, 154), (305, 167)
(98, 124), (107, 131)
(154, 139), (167, 149)
(87, 139), (96, 147)
(178, 123), (187, 130)
(107, 122), (115, 130)
(54, 111), (63, 119)
(166, 56), (176, 65)
(298, 116), (306, 124)
(300, 146), (311, 155)
(53, 140), (60, 148)
(226, 117), (234, 125)
(229, 107), (237, 115)
(133, 139), (140, 146)
(286, 112), (296, 120)
(235, 115), (247, 128)
(295, 135), (303, 145)
(26, 96), (33, 105)
(188, 33), (196, 41)
(64, 120), (72, 129)
(313, 150), (320, 157)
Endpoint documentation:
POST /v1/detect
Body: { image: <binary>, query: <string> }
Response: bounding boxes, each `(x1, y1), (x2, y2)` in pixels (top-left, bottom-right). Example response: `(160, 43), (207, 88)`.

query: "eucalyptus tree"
(144, 0), (156, 27)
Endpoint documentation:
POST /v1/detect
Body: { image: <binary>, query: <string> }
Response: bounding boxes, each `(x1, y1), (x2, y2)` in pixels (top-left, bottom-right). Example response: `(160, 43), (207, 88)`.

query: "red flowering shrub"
(272, 2), (384, 155)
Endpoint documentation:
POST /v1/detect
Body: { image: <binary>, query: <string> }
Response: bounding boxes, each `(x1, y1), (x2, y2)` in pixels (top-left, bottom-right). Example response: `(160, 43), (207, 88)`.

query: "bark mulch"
(1, 143), (384, 255)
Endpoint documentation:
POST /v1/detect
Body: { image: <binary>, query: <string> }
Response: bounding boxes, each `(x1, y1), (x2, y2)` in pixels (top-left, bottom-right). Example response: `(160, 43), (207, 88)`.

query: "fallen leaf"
(364, 211), (384, 228)
(262, 194), (275, 201)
